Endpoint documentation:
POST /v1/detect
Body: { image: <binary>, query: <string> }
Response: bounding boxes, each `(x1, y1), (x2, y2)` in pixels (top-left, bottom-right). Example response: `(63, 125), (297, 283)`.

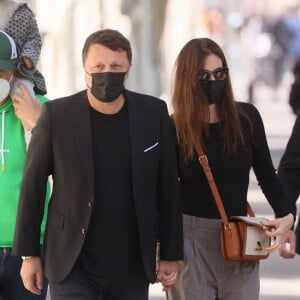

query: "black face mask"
(89, 72), (126, 102)
(200, 80), (227, 104)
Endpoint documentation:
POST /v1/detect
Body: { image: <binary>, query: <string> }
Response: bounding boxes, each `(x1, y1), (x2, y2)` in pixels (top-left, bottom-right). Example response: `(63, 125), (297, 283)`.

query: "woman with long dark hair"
(169, 38), (294, 300)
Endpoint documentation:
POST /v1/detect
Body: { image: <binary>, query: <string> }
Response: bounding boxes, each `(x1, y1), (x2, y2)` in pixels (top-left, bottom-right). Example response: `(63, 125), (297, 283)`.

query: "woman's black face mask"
(200, 80), (227, 104)
(198, 67), (228, 104)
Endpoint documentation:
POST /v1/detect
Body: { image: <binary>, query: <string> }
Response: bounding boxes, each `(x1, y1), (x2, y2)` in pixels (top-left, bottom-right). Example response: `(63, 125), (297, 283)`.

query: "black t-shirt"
(178, 102), (292, 218)
(79, 102), (143, 277)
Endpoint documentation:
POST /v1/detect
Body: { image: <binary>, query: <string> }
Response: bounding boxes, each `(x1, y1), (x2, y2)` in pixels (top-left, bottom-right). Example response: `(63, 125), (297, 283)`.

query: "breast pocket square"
(144, 142), (159, 153)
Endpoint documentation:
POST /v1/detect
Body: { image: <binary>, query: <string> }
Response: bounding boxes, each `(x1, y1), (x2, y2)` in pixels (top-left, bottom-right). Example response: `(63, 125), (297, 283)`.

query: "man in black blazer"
(12, 29), (183, 300)
(278, 113), (300, 258)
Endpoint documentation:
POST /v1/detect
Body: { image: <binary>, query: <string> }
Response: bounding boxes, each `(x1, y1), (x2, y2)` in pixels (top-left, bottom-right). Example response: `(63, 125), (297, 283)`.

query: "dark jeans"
(49, 262), (149, 300)
(0, 247), (48, 300)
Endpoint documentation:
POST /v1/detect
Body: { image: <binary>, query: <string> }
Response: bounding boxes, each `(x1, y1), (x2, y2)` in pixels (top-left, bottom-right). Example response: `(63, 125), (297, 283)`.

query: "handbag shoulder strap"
(194, 142), (255, 223)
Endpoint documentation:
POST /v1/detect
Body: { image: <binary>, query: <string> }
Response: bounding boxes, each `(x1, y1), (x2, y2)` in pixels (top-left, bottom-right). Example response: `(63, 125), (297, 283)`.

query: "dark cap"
(0, 31), (18, 71)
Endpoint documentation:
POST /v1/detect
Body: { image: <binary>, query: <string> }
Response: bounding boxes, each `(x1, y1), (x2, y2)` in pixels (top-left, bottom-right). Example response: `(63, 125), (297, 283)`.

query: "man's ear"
(124, 66), (131, 81)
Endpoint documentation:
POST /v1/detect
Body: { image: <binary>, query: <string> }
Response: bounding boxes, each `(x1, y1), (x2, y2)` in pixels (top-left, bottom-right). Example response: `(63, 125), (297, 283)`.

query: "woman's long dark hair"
(172, 38), (248, 161)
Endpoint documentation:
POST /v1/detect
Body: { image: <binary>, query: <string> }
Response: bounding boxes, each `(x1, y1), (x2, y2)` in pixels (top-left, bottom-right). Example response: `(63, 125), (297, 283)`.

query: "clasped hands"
(156, 260), (179, 292)
(261, 213), (295, 254)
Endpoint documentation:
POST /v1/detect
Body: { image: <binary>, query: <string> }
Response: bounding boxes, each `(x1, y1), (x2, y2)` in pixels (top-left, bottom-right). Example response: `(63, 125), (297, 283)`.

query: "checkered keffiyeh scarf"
(0, 2), (46, 95)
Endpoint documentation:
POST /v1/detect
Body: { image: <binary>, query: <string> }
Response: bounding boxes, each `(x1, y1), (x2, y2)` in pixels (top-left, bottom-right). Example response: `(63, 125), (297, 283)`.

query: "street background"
(21, 0), (300, 298)
(24, 0), (300, 103)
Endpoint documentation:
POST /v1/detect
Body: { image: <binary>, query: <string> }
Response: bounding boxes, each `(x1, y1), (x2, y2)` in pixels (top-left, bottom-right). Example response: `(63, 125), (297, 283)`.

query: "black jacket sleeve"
(278, 114), (300, 216)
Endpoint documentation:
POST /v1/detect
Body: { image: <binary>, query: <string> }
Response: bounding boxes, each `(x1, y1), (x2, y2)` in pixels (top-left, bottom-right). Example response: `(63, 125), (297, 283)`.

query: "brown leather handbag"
(194, 142), (271, 261)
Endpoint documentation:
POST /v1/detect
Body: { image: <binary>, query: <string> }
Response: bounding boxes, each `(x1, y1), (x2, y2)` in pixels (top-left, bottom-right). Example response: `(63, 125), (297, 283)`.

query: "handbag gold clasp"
(255, 241), (262, 251)
(224, 223), (231, 230)
(198, 155), (208, 166)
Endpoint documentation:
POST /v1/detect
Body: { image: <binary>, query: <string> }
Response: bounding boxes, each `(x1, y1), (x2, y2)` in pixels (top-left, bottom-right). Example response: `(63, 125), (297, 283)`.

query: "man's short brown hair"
(82, 29), (132, 64)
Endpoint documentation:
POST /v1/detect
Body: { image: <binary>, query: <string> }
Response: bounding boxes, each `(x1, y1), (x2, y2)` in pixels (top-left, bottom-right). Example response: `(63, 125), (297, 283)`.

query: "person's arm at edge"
(12, 103), (52, 293)
(277, 114), (300, 258)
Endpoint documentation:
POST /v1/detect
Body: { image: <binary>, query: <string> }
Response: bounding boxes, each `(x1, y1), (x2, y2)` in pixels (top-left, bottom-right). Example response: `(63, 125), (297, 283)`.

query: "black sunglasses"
(198, 67), (228, 82)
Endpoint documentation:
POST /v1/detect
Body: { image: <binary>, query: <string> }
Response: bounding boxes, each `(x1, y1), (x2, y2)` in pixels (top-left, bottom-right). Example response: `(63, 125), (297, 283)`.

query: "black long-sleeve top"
(178, 102), (292, 219)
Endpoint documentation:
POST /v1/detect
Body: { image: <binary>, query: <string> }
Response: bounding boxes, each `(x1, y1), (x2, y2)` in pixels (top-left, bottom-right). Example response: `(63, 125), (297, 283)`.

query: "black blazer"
(13, 89), (183, 283)
(278, 113), (300, 254)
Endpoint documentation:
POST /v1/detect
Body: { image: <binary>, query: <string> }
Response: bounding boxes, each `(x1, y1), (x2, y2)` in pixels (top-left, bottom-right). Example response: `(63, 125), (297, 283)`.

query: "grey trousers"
(168, 215), (259, 300)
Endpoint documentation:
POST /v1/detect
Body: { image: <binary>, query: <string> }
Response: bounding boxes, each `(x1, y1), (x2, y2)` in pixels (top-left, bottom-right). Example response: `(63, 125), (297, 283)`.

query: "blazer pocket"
(144, 142), (159, 153)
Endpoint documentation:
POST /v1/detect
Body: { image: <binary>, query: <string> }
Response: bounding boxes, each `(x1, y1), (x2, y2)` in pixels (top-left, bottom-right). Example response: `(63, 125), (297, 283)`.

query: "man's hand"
(20, 256), (44, 295)
(156, 260), (179, 292)
(279, 229), (296, 259)
(11, 83), (42, 130)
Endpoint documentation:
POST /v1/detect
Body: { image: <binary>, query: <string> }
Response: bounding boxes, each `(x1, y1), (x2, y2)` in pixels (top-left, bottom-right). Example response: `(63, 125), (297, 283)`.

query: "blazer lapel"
(68, 90), (146, 189)
(69, 91), (94, 188)
(126, 91), (146, 182)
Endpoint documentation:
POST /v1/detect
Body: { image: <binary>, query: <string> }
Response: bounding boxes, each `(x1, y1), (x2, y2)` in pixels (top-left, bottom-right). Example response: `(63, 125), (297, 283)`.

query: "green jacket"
(0, 95), (50, 247)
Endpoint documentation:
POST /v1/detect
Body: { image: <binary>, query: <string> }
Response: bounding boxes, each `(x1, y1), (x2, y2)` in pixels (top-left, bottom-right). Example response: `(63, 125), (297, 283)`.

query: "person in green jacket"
(0, 30), (49, 299)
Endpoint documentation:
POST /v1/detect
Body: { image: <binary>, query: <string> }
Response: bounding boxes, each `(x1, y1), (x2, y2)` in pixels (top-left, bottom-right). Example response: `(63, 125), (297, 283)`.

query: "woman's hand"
(262, 213), (294, 253)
